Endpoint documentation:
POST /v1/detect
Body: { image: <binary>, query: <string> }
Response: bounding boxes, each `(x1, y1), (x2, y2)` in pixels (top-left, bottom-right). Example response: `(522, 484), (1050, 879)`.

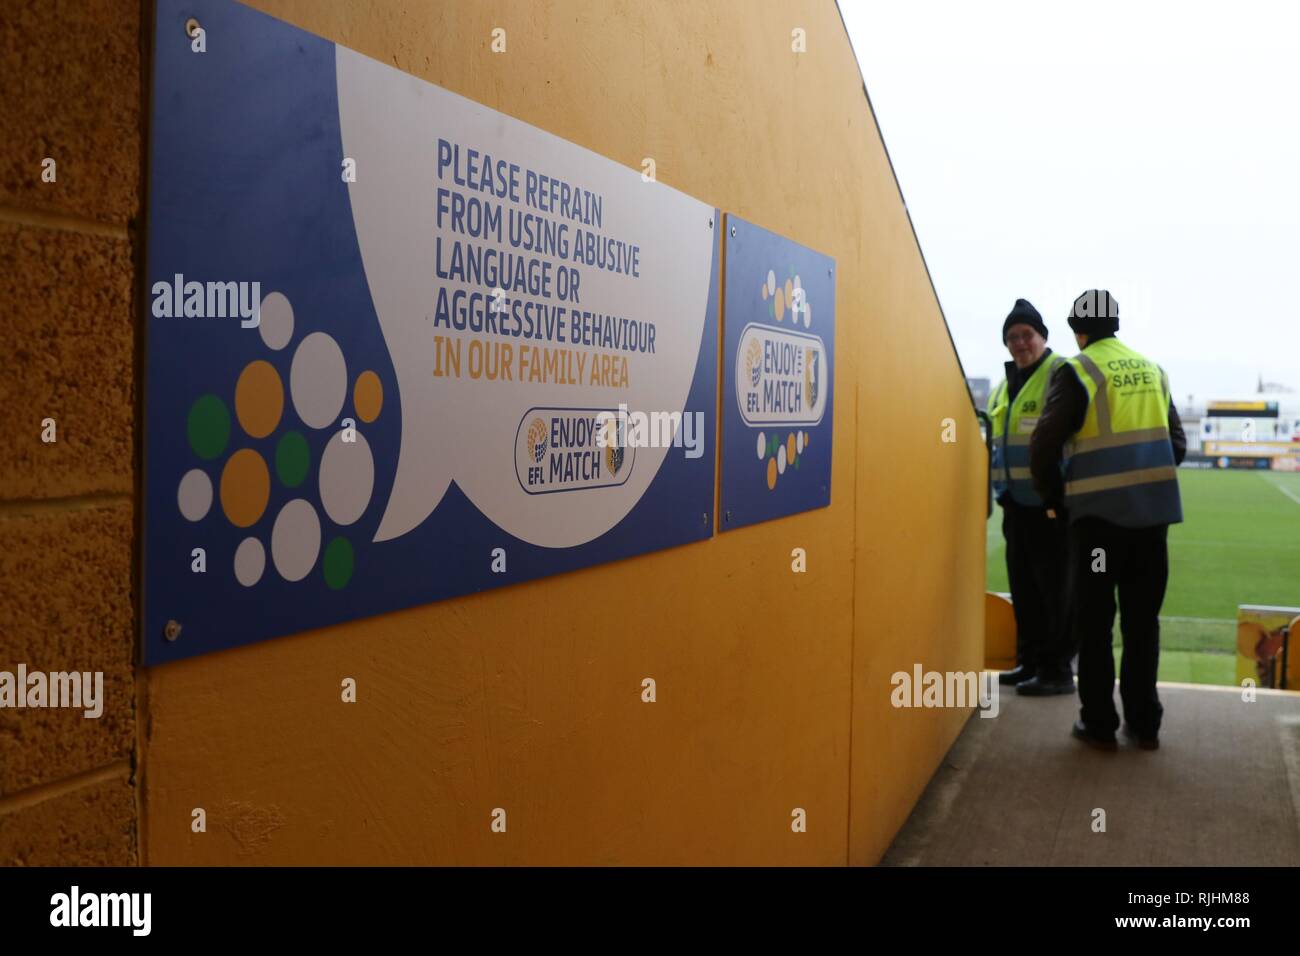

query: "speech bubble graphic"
(336, 49), (714, 548)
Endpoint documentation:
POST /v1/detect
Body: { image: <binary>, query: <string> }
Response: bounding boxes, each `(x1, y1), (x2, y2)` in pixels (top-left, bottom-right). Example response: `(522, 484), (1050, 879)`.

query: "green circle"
(187, 394), (230, 460)
(323, 537), (354, 590)
(275, 430), (310, 488)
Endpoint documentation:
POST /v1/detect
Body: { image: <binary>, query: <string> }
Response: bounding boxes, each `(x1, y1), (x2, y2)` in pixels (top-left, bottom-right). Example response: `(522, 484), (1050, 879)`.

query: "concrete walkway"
(882, 683), (1300, 866)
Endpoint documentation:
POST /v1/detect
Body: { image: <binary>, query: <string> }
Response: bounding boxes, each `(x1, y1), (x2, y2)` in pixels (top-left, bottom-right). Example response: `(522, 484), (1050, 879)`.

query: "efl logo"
(735, 324), (828, 428)
(50, 886), (151, 936)
(515, 407), (636, 494)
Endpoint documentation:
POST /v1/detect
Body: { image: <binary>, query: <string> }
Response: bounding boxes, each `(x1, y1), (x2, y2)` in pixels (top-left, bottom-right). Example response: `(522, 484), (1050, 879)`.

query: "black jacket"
(1029, 345), (1186, 509)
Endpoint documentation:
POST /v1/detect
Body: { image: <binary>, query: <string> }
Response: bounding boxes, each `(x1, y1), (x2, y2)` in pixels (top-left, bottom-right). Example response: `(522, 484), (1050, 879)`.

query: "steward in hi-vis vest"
(989, 352), (1065, 507)
(1059, 338), (1182, 527)
(990, 299), (1074, 697)
(1030, 289), (1187, 753)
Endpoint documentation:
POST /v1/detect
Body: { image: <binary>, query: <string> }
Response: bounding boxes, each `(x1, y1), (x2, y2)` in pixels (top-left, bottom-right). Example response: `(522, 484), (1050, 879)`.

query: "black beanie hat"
(1002, 299), (1048, 343)
(1068, 289), (1120, 336)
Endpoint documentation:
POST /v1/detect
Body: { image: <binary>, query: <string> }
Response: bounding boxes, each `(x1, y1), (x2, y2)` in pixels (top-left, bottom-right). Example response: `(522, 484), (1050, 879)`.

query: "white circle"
(797, 431), (804, 455)
(766, 270), (776, 296)
(233, 537), (266, 587)
(320, 430), (374, 526)
(259, 291), (294, 351)
(271, 498), (321, 582)
(804, 301), (812, 328)
(177, 469), (212, 521)
(756, 431), (766, 460)
(777, 444), (787, 474)
(290, 332), (347, 429)
(794, 275), (802, 292)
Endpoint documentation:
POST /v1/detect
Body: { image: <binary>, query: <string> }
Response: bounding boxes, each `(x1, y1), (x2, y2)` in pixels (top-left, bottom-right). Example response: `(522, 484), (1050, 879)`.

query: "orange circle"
(766, 456), (777, 490)
(774, 287), (785, 322)
(354, 370), (384, 423)
(234, 360), (283, 439)
(761, 284), (769, 301)
(787, 433), (796, 463)
(784, 278), (793, 305)
(220, 448), (270, 528)
(803, 432), (810, 449)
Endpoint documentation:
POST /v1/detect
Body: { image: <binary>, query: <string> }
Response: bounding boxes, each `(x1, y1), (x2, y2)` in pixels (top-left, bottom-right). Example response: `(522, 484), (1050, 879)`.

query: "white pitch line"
(1263, 475), (1300, 506)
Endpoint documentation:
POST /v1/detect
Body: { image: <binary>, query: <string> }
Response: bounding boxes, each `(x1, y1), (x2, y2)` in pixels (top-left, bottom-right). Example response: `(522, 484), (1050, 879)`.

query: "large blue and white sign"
(720, 216), (834, 530)
(142, 0), (718, 663)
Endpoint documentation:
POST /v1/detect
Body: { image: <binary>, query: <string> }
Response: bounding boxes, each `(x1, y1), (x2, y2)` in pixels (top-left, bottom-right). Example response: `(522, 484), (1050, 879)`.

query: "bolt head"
(164, 620), (182, 642)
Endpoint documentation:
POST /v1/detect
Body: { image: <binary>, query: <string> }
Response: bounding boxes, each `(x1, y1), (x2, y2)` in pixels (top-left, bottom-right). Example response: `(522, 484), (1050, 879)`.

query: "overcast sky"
(839, 0), (1300, 404)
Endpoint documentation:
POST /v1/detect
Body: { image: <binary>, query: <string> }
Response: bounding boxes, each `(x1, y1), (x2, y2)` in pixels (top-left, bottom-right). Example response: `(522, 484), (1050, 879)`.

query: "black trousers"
(1002, 500), (1071, 679)
(1069, 516), (1168, 737)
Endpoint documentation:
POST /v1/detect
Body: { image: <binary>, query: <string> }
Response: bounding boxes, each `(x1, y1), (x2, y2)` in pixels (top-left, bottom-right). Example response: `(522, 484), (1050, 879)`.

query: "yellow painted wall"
(139, 0), (985, 865)
(0, 0), (985, 866)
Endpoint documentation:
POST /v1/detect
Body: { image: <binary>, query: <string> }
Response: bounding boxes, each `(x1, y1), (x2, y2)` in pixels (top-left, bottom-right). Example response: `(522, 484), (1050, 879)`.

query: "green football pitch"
(986, 468), (1300, 686)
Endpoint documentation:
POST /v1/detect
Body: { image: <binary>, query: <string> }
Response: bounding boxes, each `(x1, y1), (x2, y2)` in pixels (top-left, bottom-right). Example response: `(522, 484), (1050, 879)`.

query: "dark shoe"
(998, 665), (1037, 686)
(1016, 676), (1076, 696)
(1123, 724), (1160, 750)
(1071, 720), (1118, 751)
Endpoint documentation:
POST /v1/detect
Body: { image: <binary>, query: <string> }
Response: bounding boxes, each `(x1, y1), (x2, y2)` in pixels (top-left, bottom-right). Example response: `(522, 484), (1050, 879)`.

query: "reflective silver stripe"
(1006, 434), (1030, 446)
(1074, 353), (1112, 435)
(1008, 467), (1033, 480)
(1066, 466), (1178, 495)
(1070, 426), (1170, 453)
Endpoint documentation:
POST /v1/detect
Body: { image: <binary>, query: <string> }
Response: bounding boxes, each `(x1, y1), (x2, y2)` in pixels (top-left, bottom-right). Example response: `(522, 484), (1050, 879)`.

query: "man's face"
(1005, 324), (1047, 369)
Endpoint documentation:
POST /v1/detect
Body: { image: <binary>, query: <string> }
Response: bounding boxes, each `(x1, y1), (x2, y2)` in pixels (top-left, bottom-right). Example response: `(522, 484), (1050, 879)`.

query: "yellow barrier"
(985, 592), (1017, 672)
(1236, 605), (1300, 690)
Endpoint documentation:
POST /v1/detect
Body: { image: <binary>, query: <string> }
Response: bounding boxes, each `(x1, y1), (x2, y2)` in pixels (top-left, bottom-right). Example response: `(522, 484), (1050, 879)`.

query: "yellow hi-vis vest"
(1062, 338), (1183, 527)
(989, 353), (1064, 506)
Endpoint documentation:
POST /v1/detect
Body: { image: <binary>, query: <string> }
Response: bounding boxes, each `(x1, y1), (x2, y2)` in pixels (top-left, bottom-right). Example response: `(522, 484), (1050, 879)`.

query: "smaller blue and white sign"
(721, 216), (835, 530)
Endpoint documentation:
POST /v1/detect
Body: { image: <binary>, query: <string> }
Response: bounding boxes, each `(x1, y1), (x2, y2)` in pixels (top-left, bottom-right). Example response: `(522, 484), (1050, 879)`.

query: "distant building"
(967, 377), (991, 411)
